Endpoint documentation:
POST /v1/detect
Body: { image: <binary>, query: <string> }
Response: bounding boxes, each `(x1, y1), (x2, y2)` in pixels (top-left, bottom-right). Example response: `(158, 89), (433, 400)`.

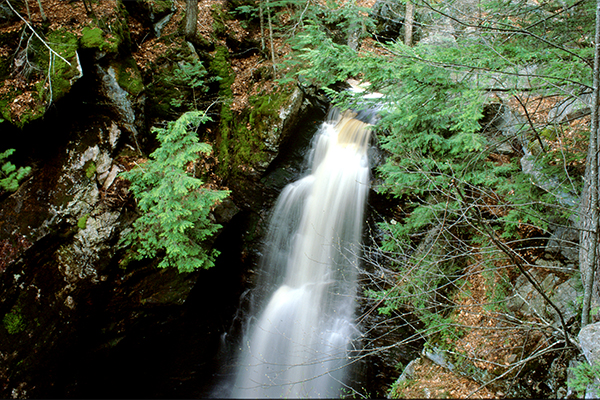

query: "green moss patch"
(77, 214), (89, 230)
(85, 161), (97, 179)
(0, 28), (80, 127)
(211, 3), (230, 38)
(3, 307), (25, 335)
(145, 36), (205, 119)
(113, 57), (144, 97)
(213, 74), (296, 178)
(80, 26), (119, 53)
(80, 0), (131, 54)
(150, 0), (174, 16)
(41, 29), (81, 100)
(208, 44), (299, 179)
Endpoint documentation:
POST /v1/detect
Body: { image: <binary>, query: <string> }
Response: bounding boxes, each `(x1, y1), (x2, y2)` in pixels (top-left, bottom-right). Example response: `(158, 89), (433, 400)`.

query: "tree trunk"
(184, 0), (199, 42)
(260, 0), (265, 51)
(404, 0), (414, 46)
(266, 0), (277, 78)
(580, 0), (600, 327)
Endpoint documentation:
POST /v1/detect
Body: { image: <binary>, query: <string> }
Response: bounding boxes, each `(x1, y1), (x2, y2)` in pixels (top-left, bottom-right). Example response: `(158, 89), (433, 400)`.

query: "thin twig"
(513, 94), (547, 153)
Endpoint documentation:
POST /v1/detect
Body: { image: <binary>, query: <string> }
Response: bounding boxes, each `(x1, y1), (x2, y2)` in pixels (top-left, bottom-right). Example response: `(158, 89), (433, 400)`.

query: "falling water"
(231, 109), (372, 398)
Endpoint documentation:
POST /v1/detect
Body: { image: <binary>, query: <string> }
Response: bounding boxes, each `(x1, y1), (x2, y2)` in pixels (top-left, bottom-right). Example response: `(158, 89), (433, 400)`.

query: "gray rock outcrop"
(578, 323), (600, 398)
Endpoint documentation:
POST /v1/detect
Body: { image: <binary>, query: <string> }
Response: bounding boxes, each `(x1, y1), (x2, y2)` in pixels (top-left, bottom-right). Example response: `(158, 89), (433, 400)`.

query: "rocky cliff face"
(0, 0), (316, 397)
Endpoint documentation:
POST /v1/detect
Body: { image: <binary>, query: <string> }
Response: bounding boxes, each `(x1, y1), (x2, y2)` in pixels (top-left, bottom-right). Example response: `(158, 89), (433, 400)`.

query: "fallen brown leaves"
(509, 93), (589, 171)
(393, 357), (496, 399)
(231, 53), (263, 112)
(392, 243), (555, 399)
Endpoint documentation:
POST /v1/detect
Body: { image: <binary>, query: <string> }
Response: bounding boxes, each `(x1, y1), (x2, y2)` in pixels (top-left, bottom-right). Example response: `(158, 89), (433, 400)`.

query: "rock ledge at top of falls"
(258, 86), (306, 172)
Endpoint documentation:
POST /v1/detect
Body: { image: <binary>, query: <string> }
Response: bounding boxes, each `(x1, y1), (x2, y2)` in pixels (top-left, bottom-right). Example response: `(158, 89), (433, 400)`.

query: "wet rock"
(121, 266), (198, 307)
(214, 197), (240, 225)
(96, 65), (142, 151)
(258, 86), (305, 172)
(0, 110), (197, 397)
(57, 210), (121, 285)
(356, 305), (422, 398)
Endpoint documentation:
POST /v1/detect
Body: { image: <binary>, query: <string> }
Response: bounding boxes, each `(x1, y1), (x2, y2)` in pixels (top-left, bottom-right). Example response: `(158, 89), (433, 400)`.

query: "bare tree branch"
(5, 0), (72, 66)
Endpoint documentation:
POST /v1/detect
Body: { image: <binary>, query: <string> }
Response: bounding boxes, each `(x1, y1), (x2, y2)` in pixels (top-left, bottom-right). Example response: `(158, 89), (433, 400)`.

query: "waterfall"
(231, 109), (372, 398)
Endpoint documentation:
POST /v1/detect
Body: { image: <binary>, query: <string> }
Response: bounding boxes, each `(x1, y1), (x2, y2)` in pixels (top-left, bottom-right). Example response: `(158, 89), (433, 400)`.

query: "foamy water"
(231, 110), (371, 398)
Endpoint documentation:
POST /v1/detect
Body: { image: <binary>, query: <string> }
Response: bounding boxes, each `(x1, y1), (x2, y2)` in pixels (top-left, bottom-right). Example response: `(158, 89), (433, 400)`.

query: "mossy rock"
(0, 28), (81, 127)
(80, 26), (120, 53)
(145, 36), (205, 119)
(111, 57), (144, 97)
(210, 46), (234, 91)
(208, 45), (235, 176)
(40, 29), (81, 100)
(216, 85), (298, 179)
(207, 44), (302, 179)
(113, 1), (133, 51)
(211, 3), (230, 39)
(80, 1), (132, 54)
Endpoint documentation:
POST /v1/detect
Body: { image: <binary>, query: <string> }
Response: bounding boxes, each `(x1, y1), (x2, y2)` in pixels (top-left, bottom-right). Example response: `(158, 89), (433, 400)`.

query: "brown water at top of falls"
(230, 109), (372, 398)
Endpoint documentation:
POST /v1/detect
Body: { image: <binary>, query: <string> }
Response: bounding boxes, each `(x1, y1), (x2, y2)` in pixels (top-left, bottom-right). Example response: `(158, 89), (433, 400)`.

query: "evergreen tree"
(120, 111), (230, 273)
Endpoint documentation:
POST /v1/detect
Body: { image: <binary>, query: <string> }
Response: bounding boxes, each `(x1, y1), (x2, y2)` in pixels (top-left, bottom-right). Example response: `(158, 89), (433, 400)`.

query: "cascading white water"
(231, 109), (372, 398)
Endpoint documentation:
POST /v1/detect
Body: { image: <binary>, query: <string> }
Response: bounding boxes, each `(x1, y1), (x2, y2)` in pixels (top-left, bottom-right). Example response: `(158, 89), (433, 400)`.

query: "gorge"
(1, 0), (599, 399)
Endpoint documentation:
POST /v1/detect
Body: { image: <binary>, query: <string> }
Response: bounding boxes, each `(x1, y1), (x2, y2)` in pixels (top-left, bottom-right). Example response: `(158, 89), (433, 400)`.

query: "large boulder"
(578, 323), (600, 398)
(507, 266), (582, 327)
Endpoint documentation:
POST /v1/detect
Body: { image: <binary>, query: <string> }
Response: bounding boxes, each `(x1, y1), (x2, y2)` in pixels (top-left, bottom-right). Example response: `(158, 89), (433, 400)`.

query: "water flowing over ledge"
(230, 109), (373, 398)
